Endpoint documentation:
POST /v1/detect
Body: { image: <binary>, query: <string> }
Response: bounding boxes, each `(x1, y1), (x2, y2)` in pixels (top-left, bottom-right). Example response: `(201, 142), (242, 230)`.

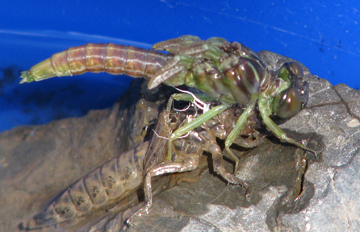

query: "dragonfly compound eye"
(272, 87), (301, 119)
(277, 62), (304, 83)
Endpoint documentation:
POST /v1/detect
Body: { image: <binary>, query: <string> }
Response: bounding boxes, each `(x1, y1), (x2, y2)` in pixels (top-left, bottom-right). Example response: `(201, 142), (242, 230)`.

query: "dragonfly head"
(272, 62), (309, 119)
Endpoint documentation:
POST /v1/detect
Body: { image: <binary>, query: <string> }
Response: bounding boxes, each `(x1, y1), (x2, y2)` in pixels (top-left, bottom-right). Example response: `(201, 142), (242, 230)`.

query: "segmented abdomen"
(22, 142), (148, 229)
(20, 43), (169, 83)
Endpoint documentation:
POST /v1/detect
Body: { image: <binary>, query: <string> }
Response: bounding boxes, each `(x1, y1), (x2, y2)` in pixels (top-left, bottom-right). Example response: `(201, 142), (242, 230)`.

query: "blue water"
(0, 0), (359, 132)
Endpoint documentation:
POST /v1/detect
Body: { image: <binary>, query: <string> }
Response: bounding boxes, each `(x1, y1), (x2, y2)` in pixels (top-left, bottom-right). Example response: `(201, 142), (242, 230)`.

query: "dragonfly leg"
(258, 98), (317, 156)
(224, 101), (256, 173)
(166, 104), (230, 160)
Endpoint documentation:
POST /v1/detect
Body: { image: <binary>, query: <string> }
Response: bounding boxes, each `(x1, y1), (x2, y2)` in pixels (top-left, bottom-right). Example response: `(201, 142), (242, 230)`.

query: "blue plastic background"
(0, 0), (359, 132)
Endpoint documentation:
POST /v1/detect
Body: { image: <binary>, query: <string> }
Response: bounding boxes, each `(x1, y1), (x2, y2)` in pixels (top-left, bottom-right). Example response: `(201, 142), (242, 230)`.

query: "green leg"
(224, 100), (257, 173)
(167, 92), (256, 173)
(166, 103), (230, 160)
(258, 98), (317, 155)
